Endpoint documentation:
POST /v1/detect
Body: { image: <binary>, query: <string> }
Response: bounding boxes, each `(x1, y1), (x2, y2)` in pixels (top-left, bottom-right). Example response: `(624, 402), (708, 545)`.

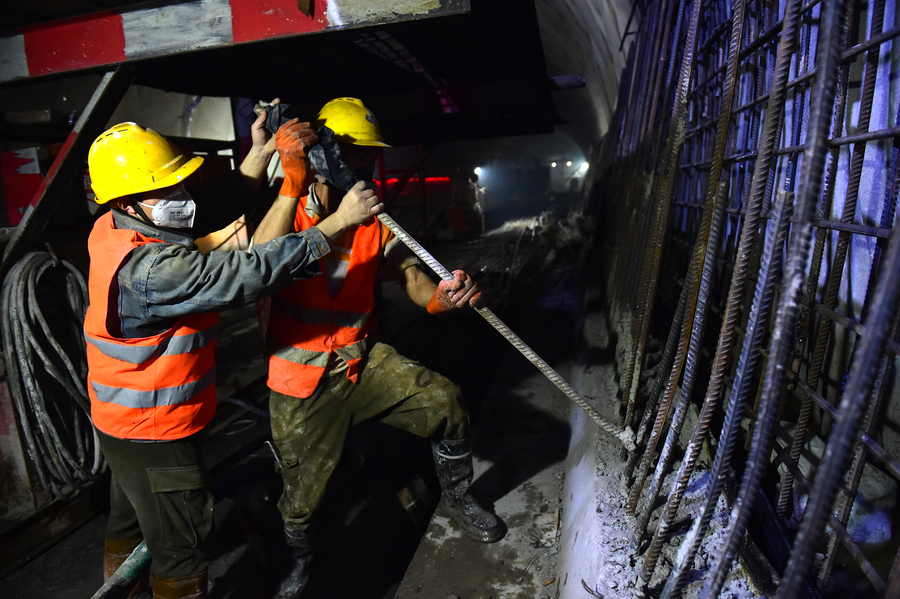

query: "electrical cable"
(1, 250), (104, 500)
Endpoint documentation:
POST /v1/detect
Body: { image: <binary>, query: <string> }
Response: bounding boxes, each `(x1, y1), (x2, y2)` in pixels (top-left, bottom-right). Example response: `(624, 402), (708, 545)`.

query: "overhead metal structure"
(0, 0), (560, 147)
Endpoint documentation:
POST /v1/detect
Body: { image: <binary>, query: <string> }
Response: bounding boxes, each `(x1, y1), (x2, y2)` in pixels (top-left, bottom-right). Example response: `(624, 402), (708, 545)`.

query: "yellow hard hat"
(88, 122), (204, 204)
(314, 98), (391, 148)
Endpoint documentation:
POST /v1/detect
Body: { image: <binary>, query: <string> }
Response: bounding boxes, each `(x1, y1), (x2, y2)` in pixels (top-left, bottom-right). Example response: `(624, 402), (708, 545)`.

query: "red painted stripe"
(0, 151), (43, 225)
(230, 0), (328, 44)
(23, 13), (126, 77)
(28, 131), (79, 207)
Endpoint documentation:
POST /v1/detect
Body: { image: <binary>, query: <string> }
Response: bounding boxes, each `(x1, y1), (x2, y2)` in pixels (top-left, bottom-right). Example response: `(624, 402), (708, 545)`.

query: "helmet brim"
(353, 140), (392, 148)
(94, 155), (203, 204)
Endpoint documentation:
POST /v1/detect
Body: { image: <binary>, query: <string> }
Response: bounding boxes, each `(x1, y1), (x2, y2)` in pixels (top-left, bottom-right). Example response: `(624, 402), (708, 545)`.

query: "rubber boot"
(432, 438), (506, 543)
(104, 536), (150, 598)
(151, 571), (207, 599)
(275, 525), (314, 599)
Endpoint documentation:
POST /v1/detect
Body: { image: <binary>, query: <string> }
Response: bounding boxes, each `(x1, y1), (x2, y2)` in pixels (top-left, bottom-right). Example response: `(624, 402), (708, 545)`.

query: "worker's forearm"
(402, 265), (438, 308)
(254, 194), (300, 244)
(254, 194), (355, 247)
(239, 145), (276, 188)
(315, 212), (352, 243)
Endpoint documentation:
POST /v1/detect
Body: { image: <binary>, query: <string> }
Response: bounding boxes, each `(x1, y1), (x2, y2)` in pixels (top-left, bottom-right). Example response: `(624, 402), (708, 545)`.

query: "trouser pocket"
(146, 464), (214, 550)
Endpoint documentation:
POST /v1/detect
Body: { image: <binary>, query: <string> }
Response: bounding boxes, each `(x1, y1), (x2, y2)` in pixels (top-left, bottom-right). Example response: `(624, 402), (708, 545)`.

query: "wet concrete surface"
(397, 274), (577, 599)
(0, 225), (577, 599)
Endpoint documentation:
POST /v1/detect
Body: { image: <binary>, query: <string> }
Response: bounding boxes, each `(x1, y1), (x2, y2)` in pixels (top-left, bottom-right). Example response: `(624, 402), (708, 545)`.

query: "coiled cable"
(1, 250), (104, 500)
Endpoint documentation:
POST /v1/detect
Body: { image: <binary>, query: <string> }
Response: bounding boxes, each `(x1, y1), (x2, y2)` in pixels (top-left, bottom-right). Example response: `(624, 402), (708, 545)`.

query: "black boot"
(275, 525), (313, 599)
(432, 438), (506, 543)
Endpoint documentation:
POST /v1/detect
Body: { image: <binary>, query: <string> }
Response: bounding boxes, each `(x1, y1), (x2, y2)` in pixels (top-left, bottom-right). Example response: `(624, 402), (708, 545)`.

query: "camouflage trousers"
(269, 342), (470, 532)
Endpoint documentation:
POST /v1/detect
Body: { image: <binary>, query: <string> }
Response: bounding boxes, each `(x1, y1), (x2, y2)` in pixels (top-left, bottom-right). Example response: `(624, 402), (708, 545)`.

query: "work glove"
(276, 118), (319, 198)
(427, 270), (484, 314)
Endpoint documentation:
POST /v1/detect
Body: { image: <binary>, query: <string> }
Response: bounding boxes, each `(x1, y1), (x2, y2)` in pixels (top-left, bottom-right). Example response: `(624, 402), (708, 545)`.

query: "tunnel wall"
(568, 0), (900, 596)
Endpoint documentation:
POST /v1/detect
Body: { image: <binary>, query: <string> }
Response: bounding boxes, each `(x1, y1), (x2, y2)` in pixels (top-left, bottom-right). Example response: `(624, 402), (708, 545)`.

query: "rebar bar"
(623, 0), (703, 436)
(633, 0), (749, 531)
(777, 0), (881, 518)
(624, 280), (690, 481)
(785, 369), (900, 480)
(702, 0), (847, 594)
(634, 180), (729, 550)
(773, 438), (888, 595)
(888, 543), (900, 599)
(623, 0), (707, 511)
(377, 212), (635, 449)
(775, 181), (900, 599)
(657, 0), (805, 592)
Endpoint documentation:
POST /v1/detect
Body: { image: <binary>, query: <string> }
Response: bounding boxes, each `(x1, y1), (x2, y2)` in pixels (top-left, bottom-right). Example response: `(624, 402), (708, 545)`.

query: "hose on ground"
(1, 250), (104, 500)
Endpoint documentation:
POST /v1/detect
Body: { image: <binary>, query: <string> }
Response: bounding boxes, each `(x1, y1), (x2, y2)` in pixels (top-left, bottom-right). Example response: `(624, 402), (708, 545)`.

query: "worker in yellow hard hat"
(253, 97), (504, 599)
(84, 108), (382, 599)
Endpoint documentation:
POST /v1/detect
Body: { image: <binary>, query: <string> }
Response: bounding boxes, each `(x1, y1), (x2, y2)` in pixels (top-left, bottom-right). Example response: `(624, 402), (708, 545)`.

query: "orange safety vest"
(266, 198), (383, 398)
(84, 212), (219, 441)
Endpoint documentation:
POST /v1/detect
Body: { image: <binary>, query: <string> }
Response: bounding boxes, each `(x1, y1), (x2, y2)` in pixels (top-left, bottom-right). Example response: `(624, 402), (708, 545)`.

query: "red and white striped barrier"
(0, 0), (466, 84)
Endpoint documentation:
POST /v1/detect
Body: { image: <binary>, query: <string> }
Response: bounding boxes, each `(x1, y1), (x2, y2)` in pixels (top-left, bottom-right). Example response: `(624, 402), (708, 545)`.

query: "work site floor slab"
(396, 288), (575, 599)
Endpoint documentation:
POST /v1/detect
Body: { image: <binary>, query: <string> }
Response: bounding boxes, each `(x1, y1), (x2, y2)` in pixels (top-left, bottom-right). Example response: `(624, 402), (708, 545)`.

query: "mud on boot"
(432, 438), (506, 543)
(275, 525), (313, 599)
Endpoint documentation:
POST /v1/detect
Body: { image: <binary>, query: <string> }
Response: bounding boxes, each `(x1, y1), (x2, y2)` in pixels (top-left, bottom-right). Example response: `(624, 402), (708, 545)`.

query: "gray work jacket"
(108, 210), (329, 339)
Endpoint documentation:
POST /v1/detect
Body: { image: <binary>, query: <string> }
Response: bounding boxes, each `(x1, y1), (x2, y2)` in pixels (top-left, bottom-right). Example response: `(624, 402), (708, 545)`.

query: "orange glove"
(276, 118), (319, 198)
(427, 270), (484, 314)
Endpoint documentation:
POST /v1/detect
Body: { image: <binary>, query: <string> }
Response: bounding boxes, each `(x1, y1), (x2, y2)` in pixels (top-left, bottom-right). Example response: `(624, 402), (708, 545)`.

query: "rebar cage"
(597, 0), (900, 596)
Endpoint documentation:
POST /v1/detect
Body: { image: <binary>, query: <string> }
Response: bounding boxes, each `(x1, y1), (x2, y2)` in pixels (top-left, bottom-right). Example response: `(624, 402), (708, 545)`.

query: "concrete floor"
(0, 225), (579, 599)
(398, 274), (577, 599)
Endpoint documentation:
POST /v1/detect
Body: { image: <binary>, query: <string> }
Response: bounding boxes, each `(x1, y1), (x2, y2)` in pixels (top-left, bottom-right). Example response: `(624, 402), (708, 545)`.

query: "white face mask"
(138, 187), (196, 228)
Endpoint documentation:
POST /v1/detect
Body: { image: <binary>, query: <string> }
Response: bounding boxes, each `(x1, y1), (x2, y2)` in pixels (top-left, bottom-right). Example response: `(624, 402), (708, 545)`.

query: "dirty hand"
(427, 270), (484, 314)
(334, 180), (383, 228)
(276, 117), (319, 198)
(251, 98), (280, 155)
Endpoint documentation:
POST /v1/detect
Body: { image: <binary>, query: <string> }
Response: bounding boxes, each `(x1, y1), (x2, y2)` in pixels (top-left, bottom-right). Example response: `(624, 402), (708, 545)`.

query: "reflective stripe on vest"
(266, 197), (382, 398)
(85, 324), (218, 364)
(90, 367), (216, 409)
(84, 212), (219, 441)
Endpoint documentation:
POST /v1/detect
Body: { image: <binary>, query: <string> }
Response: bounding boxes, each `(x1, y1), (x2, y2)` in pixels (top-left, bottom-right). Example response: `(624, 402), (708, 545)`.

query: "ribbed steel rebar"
(633, 0), (749, 550)
(626, 267), (699, 512)
(702, 0), (847, 595)
(773, 437), (888, 594)
(816, 361), (890, 589)
(818, 10), (896, 581)
(775, 175), (900, 599)
(786, 368), (900, 479)
(659, 0), (805, 592)
(634, 181), (729, 549)
(623, 0), (707, 512)
(623, 0), (697, 431)
(642, 0), (679, 151)
(676, 189), (792, 599)
(777, 0), (880, 518)
(888, 543), (900, 599)
(620, 12), (663, 397)
(377, 213), (635, 449)
(622, 0), (664, 316)
(625, 280), (690, 481)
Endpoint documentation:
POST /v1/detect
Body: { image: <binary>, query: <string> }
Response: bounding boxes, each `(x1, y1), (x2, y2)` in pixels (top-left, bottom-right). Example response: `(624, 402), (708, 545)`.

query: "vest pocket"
(147, 465), (214, 549)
